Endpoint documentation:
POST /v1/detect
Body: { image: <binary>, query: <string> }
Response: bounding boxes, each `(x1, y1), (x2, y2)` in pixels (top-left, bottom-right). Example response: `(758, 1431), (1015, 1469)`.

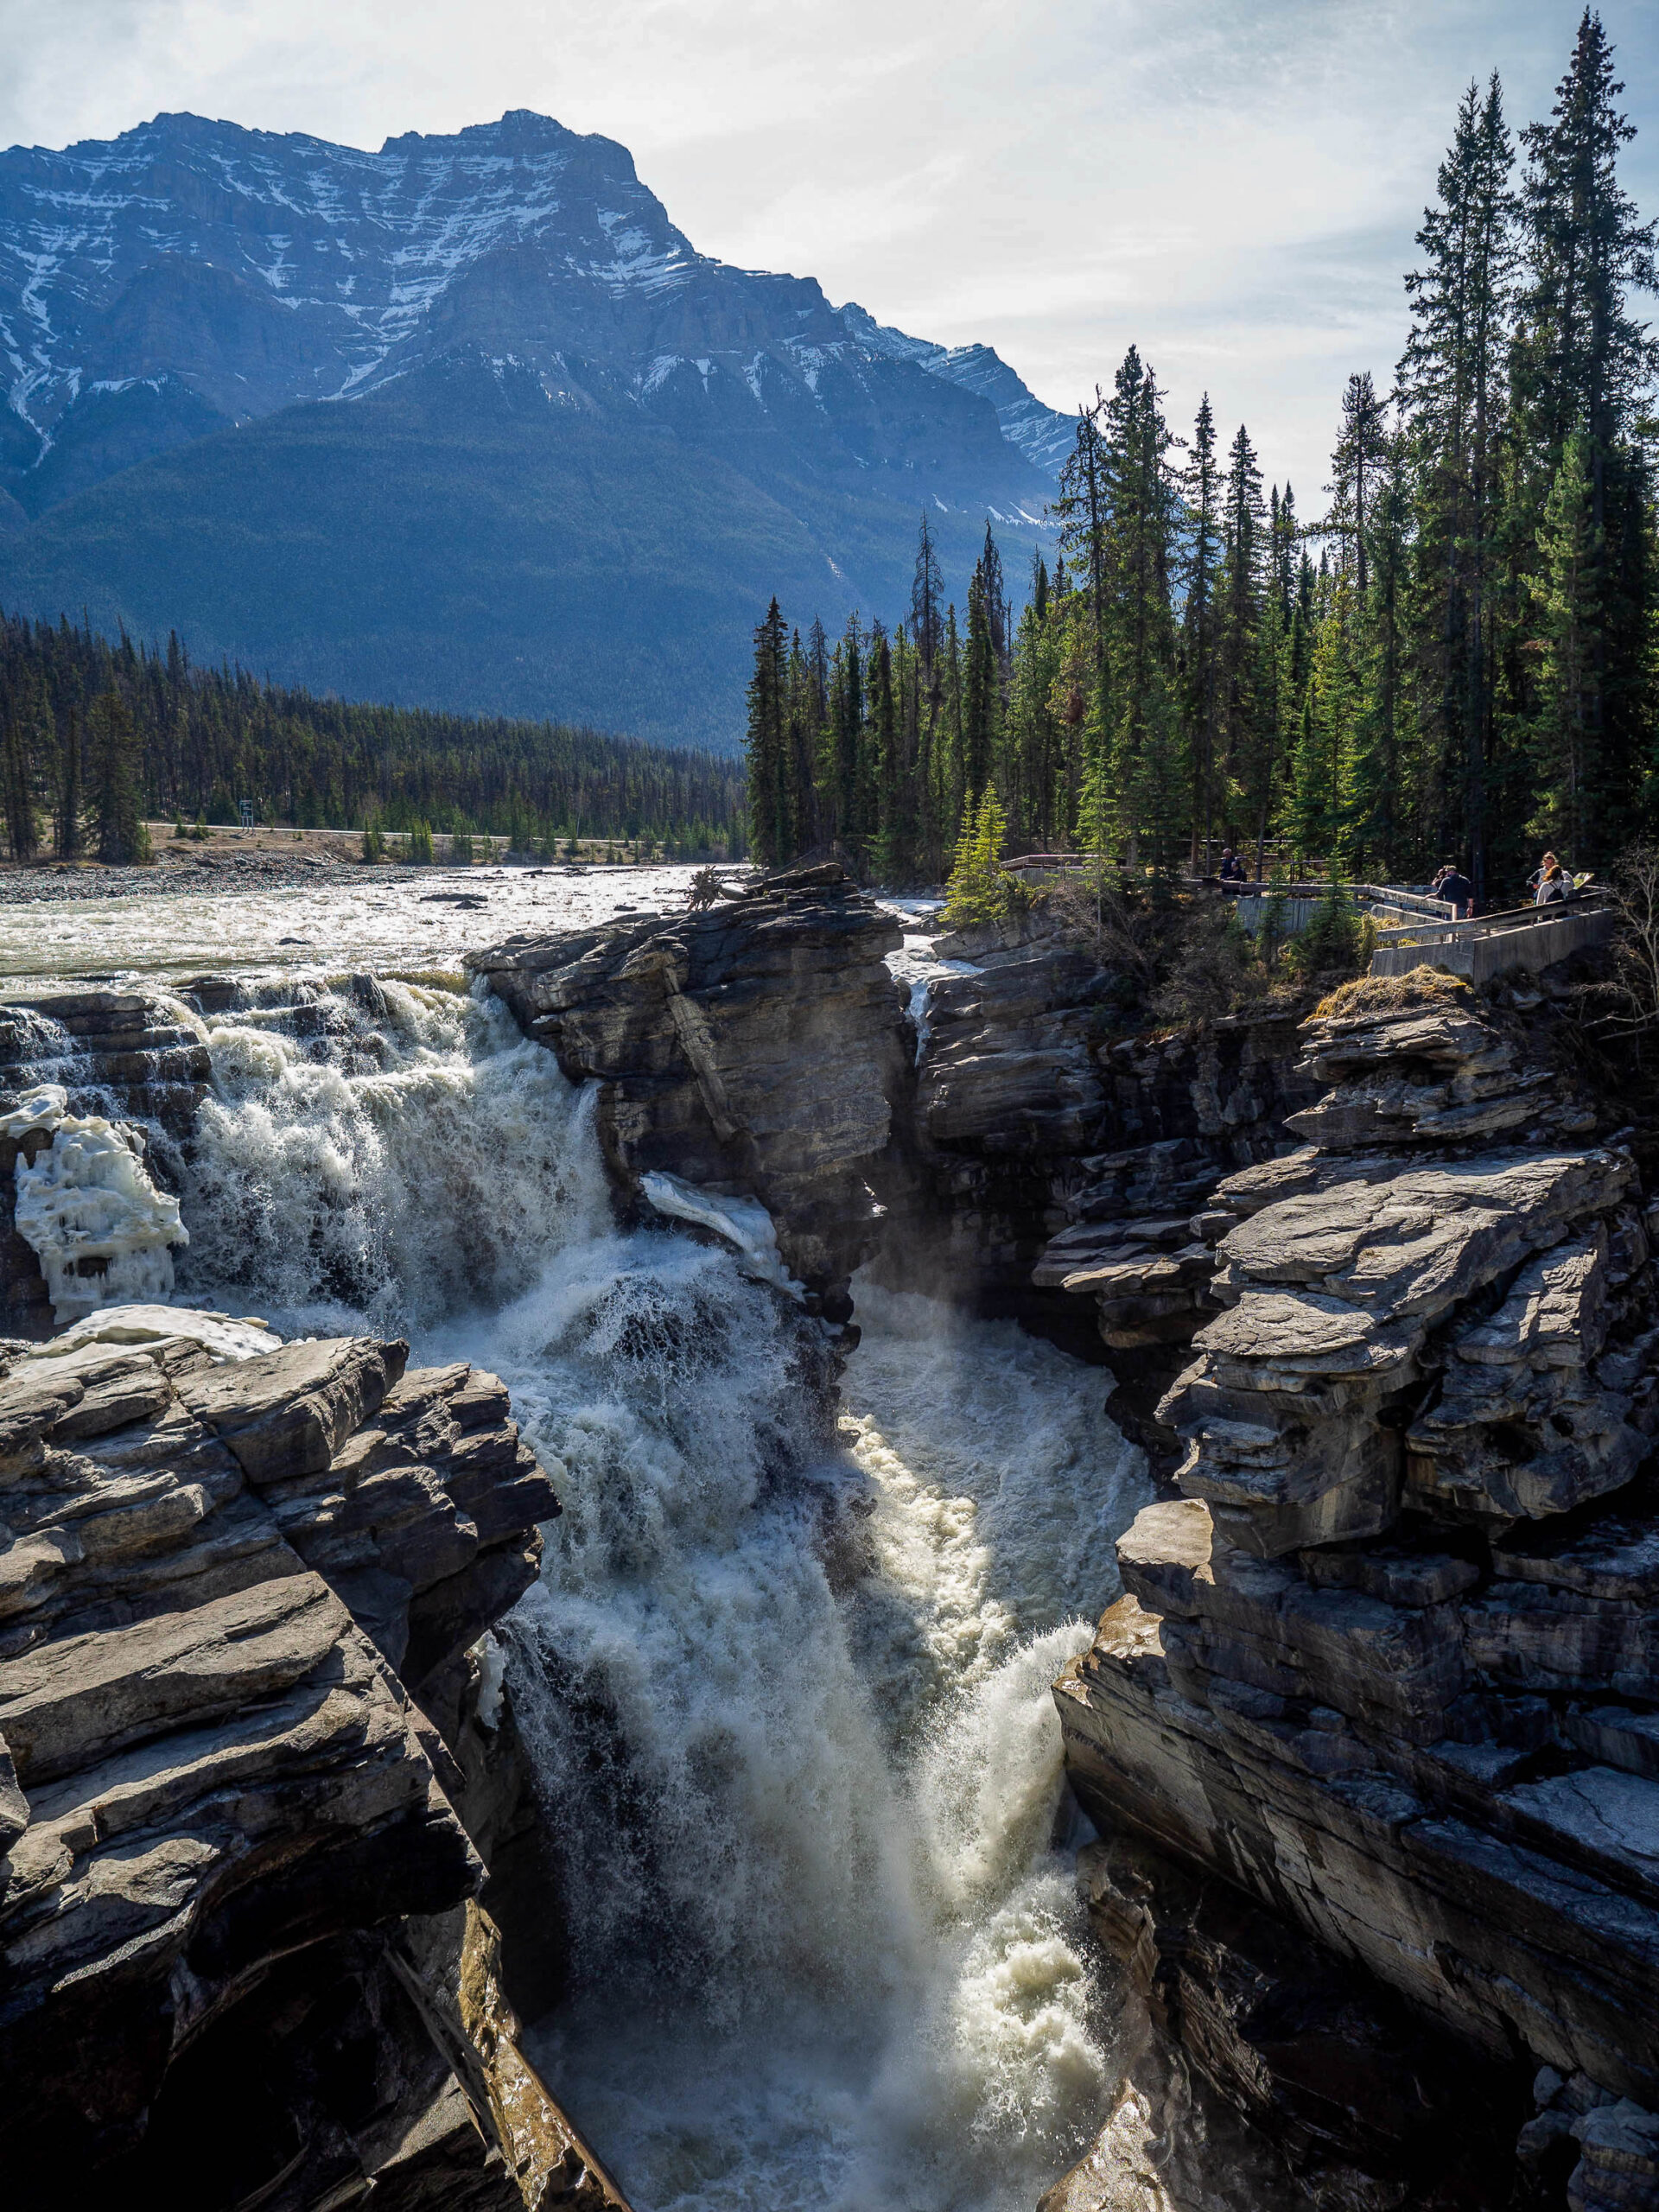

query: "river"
(3, 882), (1158, 2209)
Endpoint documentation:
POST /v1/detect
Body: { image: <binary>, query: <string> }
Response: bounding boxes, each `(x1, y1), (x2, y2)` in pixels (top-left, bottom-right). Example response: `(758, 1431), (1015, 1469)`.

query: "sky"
(2, 0), (1657, 500)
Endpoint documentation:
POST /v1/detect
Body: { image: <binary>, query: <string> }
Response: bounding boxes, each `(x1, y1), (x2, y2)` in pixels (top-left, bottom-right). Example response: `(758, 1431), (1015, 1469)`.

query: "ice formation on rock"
(12, 1100), (187, 1324)
(640, 1168), (804, 1299)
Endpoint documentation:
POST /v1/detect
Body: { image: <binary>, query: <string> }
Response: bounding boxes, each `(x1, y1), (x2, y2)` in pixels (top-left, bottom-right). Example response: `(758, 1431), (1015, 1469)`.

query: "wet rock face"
(1054, 978), (1659, 2208)
(468, 864), (906, 1296)
(0, 1310), (619, 2211)
(1069, 1833), (1526, 2211)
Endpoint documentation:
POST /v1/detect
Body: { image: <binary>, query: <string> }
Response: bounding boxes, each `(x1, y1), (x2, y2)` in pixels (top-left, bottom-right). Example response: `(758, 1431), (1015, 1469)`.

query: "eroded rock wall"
(1053, 976), (1659, 2210)
(467, 863), (907, 1300)
(0, 1306), (622, 2211)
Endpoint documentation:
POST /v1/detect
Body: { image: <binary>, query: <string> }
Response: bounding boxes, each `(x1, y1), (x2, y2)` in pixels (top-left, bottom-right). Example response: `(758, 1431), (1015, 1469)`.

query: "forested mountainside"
(0, 108), (1064, 747)
(747, 16), (1659, 898)
(0, 608), (747, 855)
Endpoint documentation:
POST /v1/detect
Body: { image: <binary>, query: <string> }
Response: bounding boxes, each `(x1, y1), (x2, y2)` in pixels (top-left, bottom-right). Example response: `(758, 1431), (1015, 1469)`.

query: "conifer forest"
(0, 610), (747, 865)
(744, 15), (1659, 906)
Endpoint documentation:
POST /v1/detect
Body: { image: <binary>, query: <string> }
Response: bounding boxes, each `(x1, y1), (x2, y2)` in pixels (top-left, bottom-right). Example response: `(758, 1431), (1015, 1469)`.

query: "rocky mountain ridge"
(0, 108), (1067, 511)
(0, 111), (1065, 744)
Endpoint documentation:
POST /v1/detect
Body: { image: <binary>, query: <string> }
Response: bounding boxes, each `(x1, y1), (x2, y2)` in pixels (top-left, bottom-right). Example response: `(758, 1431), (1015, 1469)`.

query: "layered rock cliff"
(1053, 972), (1659, 2211)
(0, 1303), (623, 2210)
(468, 864), (908, 1302)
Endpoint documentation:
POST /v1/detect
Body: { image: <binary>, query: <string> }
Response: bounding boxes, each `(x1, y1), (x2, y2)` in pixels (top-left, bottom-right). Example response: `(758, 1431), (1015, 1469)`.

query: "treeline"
(0, 610), (747, 861)
(747, 11), (1658, 902)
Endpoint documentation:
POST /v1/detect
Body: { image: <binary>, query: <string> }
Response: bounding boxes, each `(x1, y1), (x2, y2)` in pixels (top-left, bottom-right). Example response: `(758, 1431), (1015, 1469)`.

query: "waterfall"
(159, 974), (1153, 2210)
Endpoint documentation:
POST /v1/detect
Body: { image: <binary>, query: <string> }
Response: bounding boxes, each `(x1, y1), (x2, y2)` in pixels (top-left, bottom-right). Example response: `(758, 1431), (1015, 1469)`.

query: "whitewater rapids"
(153, 970), (1153, 2210)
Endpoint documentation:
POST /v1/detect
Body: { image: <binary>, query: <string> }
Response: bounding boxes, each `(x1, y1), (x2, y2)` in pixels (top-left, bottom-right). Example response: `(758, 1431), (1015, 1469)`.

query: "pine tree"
(1400, 73), (1516, 900)
(1056, 396), (1110, 715)
(909, 512), (944, 677)
(866, 623), (901, 878)
(830, 614), (865, 852)
(91, 690), (147, 865)
(962, 563), (1000, 801)
(1506, 10), (1659, 862)
(979, 520), (1010, 670)
(1217, 424), (1267, 823)
(1098, 347), (1183, 861)
(1348, 429), (1414, 875)
(743, 598), (790, 866)
(1006, 592), (1063, 849)
(2, 715), (36, 861)
(1325, 373), (1391, 594)
(1182, 395), (1224, 863)
(944, 785), (1012, 925)
(1529, 427), (1602, 855)
(784, 631), (821, 858)
(939, 604), (966, 845)
(55, 706), (84, 861)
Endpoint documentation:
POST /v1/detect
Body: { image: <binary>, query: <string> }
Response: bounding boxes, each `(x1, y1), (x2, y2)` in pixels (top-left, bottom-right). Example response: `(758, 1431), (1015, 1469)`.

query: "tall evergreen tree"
(90, 689), (146, 865)
(1400, 72), (1516, 903)
(830, 614), (865, 849)
(743, 599), (790, 866)
(1100, 346), (1183, 860)
(2, 713), (36, 861)
(1325, 373), (1391, 594)
(1507, 10), (1659, 862)
(1182, 394), (1224, 863)
(1217, 424), (1267, 820)
(55, 704), (84, 861)
(909, 512), (944, 677)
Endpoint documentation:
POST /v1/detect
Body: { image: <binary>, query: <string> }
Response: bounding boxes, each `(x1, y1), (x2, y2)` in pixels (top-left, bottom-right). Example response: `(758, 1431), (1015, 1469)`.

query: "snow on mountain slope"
(838, 301), (1075, 478)
(0, 110), (1066, 516)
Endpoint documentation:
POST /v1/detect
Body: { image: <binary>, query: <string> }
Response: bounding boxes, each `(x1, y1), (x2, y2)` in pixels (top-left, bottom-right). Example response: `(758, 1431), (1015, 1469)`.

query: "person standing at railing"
(1431, 860), (1474, 918)
(1529, 853), (1570, 906)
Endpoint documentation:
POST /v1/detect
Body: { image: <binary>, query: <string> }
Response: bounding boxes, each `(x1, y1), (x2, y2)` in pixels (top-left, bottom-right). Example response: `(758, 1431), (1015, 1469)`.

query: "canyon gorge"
(1, 862), (1656, 2212)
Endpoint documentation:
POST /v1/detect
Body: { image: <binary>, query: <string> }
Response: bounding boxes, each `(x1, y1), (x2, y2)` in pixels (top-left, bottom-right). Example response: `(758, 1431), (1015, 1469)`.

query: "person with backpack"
(1529, 852), (1569, 906)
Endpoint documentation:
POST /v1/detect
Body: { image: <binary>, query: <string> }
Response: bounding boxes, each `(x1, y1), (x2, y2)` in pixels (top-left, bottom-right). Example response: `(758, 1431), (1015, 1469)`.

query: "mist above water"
(156, 972), (1153, 2210)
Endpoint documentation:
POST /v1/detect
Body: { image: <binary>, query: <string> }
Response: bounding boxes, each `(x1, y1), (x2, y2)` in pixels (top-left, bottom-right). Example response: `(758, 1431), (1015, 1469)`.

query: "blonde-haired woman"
(1529, 851), (1568, 906)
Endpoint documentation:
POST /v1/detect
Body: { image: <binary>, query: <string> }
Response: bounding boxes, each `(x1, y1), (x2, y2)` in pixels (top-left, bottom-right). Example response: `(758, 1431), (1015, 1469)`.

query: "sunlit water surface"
(0, 861), (712, 995)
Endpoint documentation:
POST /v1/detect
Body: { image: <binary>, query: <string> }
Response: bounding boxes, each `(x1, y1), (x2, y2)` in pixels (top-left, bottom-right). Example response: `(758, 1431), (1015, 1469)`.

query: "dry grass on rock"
(1314, 964), (1475, 1020)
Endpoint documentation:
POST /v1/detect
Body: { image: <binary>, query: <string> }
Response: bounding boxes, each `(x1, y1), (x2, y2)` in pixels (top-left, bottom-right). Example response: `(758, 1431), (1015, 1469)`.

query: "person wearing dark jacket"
(1435, 863), (1474, 918)
(1217, 848), (1246, 883)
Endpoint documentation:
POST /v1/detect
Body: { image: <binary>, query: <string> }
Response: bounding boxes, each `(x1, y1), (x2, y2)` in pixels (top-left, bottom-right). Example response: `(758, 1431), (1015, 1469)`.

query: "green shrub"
(944, 787), (1014, 926)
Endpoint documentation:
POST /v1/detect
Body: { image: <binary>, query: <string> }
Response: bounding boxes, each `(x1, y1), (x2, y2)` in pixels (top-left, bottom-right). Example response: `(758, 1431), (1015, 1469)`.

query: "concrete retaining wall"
(1370, 906), (1614, 983)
